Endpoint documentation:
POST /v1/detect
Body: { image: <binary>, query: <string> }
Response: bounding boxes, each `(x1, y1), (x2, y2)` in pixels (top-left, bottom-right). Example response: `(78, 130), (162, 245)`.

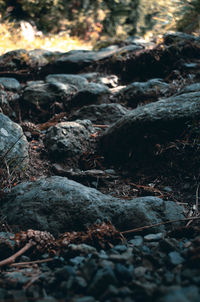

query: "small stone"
(159, 238), (179, 253)
(70, 256), (85, 267)
(113, 244), (127, 253)
(129, 236), (143, 247)
(134, 266), (147, 278)
(115, 263), (134, 282)
(55, 265), (76, 280)
(144, 233), (164, 241)
(168, 251), (185, 265)
(163, 186), (173, 192)
(164, 271), (175, 285)
(88, 267), (118, 296)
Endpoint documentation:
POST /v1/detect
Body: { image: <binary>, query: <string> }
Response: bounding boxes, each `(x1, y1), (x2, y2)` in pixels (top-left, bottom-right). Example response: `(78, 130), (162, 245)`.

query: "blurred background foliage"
(0, 0), (200, 54)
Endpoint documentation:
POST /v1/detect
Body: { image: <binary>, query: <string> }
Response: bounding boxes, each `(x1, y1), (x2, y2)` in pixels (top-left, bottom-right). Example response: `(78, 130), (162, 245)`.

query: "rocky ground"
(0, 32), (200, 301)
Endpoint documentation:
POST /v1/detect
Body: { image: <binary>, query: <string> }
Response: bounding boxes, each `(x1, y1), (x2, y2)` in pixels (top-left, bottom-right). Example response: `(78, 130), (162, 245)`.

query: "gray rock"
(100, 91), (200, 163)
(177, 82), (200, 94)
(168, 251), (185, 265)
(46, 74), (88, 90)
(50, 46), (141, 73)
(129, 236), (143, 247)
(88, 266), (118, 296)
(0, 113), (29, 169)
(2, 176), (184, 236)
(44, 120), (93, 165)
(0, 49), (54, 70)
(22, 81), (74, 107)
(0, 90), (18, 118)
(70, 103), (129, 125)
(158, 285), (200, 302)
(144, 233), (164, 242)
(115, 79), (170, 107)
(69, 83), (110, 109)
(0, 77), (20, 91)
(164, 31), (200, 45)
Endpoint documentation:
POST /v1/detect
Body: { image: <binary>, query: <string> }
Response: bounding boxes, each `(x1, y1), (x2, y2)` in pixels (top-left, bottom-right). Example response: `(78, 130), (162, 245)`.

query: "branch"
(0, 241), (33, 268)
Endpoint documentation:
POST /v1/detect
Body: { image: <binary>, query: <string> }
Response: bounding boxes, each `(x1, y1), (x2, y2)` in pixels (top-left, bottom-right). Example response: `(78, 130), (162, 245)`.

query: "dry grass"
(0, 20), (92, 55)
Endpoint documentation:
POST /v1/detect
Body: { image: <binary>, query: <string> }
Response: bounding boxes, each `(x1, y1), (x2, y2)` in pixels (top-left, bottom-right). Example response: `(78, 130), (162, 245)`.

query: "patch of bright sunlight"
(0, 21), (92, 56)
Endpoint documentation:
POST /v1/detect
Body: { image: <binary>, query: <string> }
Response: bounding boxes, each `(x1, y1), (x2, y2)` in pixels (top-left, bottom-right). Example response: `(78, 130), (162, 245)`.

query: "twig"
(0, 134), (23, 162)
(0, 241), (34, 268)
(23, 275), (41, 290)
(92, 124), (109, 128)
(10, 258), (54, 267)
(122, 216), (200, 235)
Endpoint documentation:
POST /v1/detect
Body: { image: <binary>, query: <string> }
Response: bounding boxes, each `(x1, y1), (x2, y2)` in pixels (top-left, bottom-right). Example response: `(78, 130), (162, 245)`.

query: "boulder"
(1, 176), (184, 236)
(100, 91), (200, 163)
(0, 113), (29, 169)
(69, 103), (129, 125)
(44, 119), (94, 165)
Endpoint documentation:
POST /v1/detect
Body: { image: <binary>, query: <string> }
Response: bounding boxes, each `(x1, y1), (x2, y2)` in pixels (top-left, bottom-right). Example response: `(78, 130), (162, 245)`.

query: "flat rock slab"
(2, 176), (184, 236)
(100, 91), (200, 163)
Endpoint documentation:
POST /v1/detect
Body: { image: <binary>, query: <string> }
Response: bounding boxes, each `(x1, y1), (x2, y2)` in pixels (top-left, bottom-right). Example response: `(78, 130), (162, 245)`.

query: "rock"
(163, 32), (200, 45)
(3, 271), (30, 288)
(115, 79), (170, 107)
(45, 74), (88, 90)
(144, 233), (164, 242)
(69, 103), (129, 124)
(0, 90), (18, 118)
(0, 49), (54, 71)
(2, 176), (184, 236)
(44, 46), (141, 74)
(129, 236), (143, 247)
(177, 83), (200, 94)
(97, 74), (118, 88)
(21, 80), (75, 120)
(44, 120), (94, 165)
(100, 91), (200, 164)
(158, 285), (200, 302)
(87, 266), (118, 296)
(0, 77), (20, 91)
(22, 81), (73, 107)
(114, 263), (133, 282)
(68, 83), (110, 110)
(0, 113), (29, 169)
(168, 251), (185, 265)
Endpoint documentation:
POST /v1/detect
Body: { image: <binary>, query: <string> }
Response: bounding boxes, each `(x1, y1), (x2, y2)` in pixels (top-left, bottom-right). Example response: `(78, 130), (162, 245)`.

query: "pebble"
(144, 233), (164, 241)
(168, 251), (185, 265)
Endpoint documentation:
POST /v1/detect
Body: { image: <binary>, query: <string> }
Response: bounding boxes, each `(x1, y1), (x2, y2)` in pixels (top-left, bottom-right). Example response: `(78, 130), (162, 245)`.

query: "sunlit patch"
(0, 21), (92, 55)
